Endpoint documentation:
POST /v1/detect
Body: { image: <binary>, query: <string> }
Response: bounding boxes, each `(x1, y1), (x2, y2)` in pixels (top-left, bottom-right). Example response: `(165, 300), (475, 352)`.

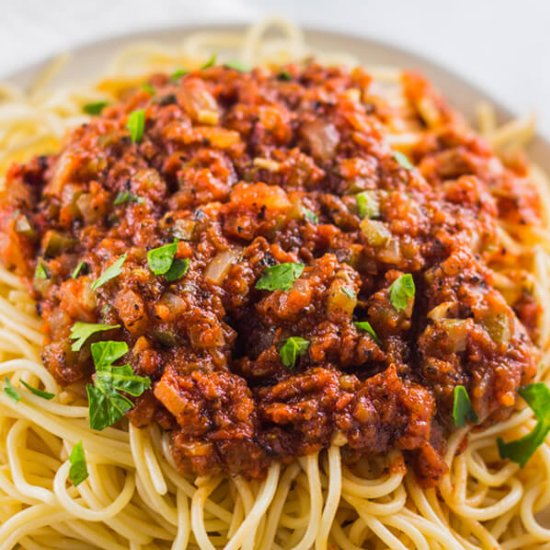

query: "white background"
(1, 0), (550, 137)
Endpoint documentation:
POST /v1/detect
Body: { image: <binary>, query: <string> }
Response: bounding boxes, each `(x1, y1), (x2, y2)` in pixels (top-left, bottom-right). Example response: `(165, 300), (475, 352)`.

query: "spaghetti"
(0, 18), (549, 550)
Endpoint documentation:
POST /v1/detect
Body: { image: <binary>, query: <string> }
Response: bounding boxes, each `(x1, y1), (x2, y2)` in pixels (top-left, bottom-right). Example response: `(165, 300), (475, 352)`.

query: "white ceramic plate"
(3, 23), (550, 174)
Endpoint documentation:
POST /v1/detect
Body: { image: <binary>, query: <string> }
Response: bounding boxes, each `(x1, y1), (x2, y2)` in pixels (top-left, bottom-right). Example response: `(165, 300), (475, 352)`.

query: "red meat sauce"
(0, 63), (541, 485)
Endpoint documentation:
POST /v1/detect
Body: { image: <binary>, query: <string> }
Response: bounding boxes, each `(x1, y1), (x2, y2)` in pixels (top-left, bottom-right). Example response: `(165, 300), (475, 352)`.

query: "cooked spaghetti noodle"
(0, 18), (549, 550)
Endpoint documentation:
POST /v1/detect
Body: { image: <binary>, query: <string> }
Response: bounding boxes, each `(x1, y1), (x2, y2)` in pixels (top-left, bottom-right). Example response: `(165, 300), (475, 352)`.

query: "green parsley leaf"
(224, 60), (251, 72)
(96, 363), (151, 397)
(389, 274), (415, 312)
(277, 70), (292, 81)
(354, 321), (380, 344)
(498, 383), (550, 467)
(141, 82), (155, 95)
(127, 109), (145, 143)
(452, 385), (478, 428)
(69, 322), (121, 352)
(69, 441), (89, 486)
(90, 340), (128, 369)
(280, 337), (309, 369)
(171, 68), (188, 80)
(34, 259), (49, 280)
(393, 151), (414, 170)
(71, 261), (87, 279)
(147, 242), (178, 276)
(91, 254), (127, 291)
(201, 53), (217, 69)
(3, 377), (20, 402)
(356, 191), (380, 219)
(164, 258), (190, 282)
(87, 340), (150, 431)
(256, 263), (305, 292)
(82, 101), (108, 115)
(87, 383), (133, 431)
(114, 191), (143, 206)
(21, 380), (54, 400)
(302, 207), (319, 224)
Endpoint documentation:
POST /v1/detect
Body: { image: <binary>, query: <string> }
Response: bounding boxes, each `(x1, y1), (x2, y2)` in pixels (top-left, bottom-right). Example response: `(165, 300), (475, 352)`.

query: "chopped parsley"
(21, 380), (54, 400)
(34, 259), (49, 280)
(147, 242), (178, 276)
(256, 263), (305, 292)
(91, 254), (127, 291)
(69, 441), (89, 486)
(224, 60), (251, 72)
(354, 321), (380, 345)
(114, 191), (143, 206)
(201, 53), (217, 69)
(356, 191), (380, 219)
(498, 383), (550, 467)
(302, 207), (319, 224)
(71, 261), (87, 279)
(171, 68), (188, 80)
(389, 274), (415, 312)
(164, 258), (190, 282)
(393, 151), (414, 170)
(277, 70), (292, 81)
(280, 337), (309, 369)
(452, 385), (478, 428)
(69, 322), (121, 352)
(127, 109), (145, 143)
(3, 377), (20, 402)
(82, 101), (108, 115)
(141, 82), (155, 95)
(87, 340), (151, 431)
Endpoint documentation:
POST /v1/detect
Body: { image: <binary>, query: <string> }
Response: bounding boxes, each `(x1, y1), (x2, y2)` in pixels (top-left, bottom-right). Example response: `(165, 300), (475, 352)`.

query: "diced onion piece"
(205, 249), (239, 285)
(378, 237), (402, 264)
(360, 219), (391, 247)
(480, 313), (511, 344)
(197, 110), (220, 125)
(196, 127), (239, 148)
(428, 301), (455, 322)
(327, 281), (357, 318)
(173, 219), (196, 241)
(301, 120), (340, 161)
(253, 158), (281, 172)
(438, 319), (469, 352)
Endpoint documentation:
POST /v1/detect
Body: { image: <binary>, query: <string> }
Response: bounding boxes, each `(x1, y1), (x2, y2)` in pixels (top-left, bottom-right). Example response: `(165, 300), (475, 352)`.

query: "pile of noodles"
(0, 17), (550, 550)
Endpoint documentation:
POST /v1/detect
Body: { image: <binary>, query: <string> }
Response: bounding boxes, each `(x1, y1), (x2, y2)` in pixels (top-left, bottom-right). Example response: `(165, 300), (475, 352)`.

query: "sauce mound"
(0, 64), (540, 484)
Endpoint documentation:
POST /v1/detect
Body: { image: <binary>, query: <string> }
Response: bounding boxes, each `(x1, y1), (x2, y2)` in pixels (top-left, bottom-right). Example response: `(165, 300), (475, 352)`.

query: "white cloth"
(2, 0), (550, 137)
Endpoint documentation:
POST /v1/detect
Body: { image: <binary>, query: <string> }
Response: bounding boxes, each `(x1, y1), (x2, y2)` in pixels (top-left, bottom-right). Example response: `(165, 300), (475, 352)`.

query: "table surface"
(2, 0), (549, 137)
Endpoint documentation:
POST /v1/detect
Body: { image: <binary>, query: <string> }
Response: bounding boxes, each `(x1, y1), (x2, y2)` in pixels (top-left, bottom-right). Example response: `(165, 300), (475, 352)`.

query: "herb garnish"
(393, 151), (414, 170)
(87, 340), (151, 430)
(127, 109), (145, 143)
(354, 321), (380, 344)
(498, 383), (550, 467)
(164, 258), (190, 282)
(452, 385), (478, 428)
(389, 274), (415, 312)
(201, 54), (217, 69)
(34, 259), (49, 280)
(302, 207), (319, 224)
(21, 380), (54, 400)
(69, 441), (89, 486)
(224, 60), (251, 72)
(356, 191), (380, 219)
(3, 377), (20, 402)
(82, 101), (108, 116)
(71, 261), (87, 279)
(91, 254), (127, 291)
(69, 321), (121, 352)
(147, 242), (178, 276)
(114, 191), (143, 206)
(255, 263), (305, 292)
(280, 337), (309, 369)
